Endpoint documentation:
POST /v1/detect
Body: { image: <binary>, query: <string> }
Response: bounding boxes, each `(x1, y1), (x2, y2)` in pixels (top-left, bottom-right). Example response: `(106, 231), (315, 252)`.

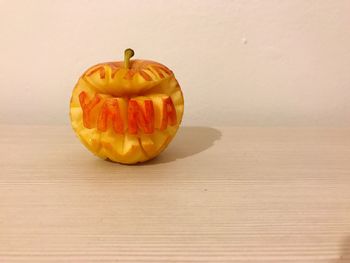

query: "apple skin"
(70, 52), (184, 164)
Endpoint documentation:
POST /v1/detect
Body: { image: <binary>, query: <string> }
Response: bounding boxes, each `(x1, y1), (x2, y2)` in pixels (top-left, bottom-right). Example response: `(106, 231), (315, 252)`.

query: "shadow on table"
(145, 126), (222, 165)
(335, 237), (350, 263)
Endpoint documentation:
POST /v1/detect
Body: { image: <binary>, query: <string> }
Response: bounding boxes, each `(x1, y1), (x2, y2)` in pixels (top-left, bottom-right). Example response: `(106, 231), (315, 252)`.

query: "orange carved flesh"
(124, 69), (136, 80)
(153, 67), (165, 78)
(139, 70), (152, 81)
(86, 66), (106, 79)
(160, 97), (177, 130)
(79, 91), (101, 128)
(128, 100), (155, 134)
(97, 98), (124, 134)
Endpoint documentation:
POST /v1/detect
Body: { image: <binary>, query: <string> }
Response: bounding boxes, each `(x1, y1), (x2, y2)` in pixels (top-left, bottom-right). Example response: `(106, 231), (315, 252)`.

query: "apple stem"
(124, 48), (135, 69)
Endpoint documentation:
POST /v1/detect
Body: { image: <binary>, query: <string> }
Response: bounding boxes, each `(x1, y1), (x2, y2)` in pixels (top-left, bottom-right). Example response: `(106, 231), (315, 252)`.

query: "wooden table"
(1, 125), (350, 262)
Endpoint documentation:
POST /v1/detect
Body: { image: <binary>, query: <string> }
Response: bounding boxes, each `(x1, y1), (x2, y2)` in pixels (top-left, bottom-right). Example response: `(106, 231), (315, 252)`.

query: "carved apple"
(70, 49), (184, 164)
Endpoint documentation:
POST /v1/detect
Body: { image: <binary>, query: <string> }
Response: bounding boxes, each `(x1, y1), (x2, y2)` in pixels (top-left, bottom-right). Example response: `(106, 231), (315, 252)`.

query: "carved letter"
(97, 98), (124, 134)
(79, 91), (100, 128)
(160, 97), (177, 130)
(128, 100), (154, 134)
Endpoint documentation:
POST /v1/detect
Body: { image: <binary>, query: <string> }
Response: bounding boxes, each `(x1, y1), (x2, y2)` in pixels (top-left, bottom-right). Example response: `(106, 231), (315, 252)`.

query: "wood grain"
(1, 125), (350, 262)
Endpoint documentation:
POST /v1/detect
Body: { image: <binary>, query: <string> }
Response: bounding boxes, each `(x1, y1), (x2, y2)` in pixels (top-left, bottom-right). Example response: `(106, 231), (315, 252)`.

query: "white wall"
(1, 0), (350, 126)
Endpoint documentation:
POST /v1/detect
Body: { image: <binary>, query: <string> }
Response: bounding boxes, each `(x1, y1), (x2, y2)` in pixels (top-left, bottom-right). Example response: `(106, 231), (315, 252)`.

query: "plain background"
(0, 0), (349, 126)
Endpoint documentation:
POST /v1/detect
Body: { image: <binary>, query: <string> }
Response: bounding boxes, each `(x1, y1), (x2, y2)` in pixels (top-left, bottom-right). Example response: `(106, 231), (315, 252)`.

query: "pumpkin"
(70, 49), (184, 164)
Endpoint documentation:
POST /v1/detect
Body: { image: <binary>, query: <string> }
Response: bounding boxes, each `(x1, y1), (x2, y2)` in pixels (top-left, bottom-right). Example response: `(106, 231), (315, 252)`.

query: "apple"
(70, 49), (184, 164)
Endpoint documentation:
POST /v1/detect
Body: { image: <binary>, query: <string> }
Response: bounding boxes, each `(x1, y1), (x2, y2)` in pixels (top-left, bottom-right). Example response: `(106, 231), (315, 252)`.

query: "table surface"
(1, 125), (350, 262)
